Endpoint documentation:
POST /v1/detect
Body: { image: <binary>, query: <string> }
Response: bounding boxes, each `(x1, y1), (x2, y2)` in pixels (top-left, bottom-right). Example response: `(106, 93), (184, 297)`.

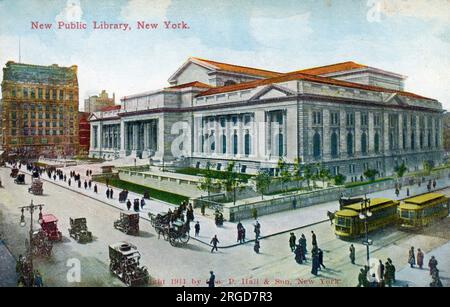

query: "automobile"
(109, 242), (149, 287)
(114, 211), (139, 235)
(68, 217), (93, 243)
(40, 214), (63, 241)
(28, 178), (43, 195)
(14, 174), (26, 184)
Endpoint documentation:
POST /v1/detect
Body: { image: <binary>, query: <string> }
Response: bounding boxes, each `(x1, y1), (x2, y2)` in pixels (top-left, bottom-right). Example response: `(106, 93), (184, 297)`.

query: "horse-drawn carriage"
(14, 174), (26, 184)
(28, 178), (43, 195)
(114, 211), (139, 235)
(10, 168), (19, 178)
(148, 212), (190, 247)
(215, 210), (224, 226)
(69, 217), (93, 243)
(109, 242), (149, 287)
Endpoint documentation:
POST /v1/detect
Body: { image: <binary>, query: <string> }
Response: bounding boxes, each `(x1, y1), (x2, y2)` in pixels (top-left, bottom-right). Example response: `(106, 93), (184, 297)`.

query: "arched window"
(245, 133), (251, 156)
(420, 131), (424, 149)
(347, 132), (353, 156)
(221, 134), (227, 154)
(389, 133), (394, 150)
(331, 132), (338, 157)
(313, 132), (321, 158)
(224, 80), (237, 86)
(361, 132), (367, 155)
(374, 133), (380, 153)
(233, 133), (238, 155)
(411, 132), (415, 150)
(278, 133), (284, 156)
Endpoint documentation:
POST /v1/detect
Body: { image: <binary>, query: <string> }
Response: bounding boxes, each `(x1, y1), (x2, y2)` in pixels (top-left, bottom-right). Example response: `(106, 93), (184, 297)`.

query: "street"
(0, 166), (449, 287)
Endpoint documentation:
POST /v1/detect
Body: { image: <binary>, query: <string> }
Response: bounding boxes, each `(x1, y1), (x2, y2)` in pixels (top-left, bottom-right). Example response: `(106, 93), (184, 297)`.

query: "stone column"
(398, 114), (404, 150)
(132, 123), (138, 151)
(415, 115), (420, 152)
(368, 112), (375, 155)
(355, 111), (361, 156)
(339, 111), (347, 159)
(215, 117), (220, 155)
(254, 111), (264, 159)
(227, 118), (233, 157)
(431, 117), (436, 148)
(405, 114), (411, 150)
(120, 121), (126, 157)
(322, 109), (331, 160)
(237, 115), (244, 156)
(193, 117), (199, 154)
(383, 113), (390, 153)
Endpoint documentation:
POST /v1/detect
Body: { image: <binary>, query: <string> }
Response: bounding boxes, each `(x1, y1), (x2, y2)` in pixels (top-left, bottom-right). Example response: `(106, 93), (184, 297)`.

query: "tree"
(318, 164), (331, 188)
(254, 170), (272, 200)
(220, 161), (245, 205)
(303, 163), (314, 190)
(333, 173), (346, 186)
(293, 158), (305, 189)
(423, 161), (432, 176)
(278, 158), (291, 192)
(395, 163), (408, 180)
(363, 169), (379, 182)
(198, 163), (216, 197)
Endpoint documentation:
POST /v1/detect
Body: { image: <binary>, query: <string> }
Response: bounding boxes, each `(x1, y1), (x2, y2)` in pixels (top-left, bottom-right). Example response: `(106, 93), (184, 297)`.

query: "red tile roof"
(197, 70), (434, 101)
(191, 57), (283, 78)
(166, 81), (213, 89)
(100, 105), (121, 112)
(293, 61), (368, 75)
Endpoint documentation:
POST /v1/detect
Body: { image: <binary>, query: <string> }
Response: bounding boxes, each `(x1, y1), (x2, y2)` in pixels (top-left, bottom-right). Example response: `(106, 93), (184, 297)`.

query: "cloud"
(120, 0), (172, 21)
(55, 0), (83, 22)
(376, 0), (450, 24)
(249, 13), (313, 48)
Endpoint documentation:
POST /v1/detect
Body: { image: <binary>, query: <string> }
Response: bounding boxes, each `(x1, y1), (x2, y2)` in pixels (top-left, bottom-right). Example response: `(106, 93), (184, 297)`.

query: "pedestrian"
(417, 248), (424, 269)
(311, 245), (319, 276)
(349, 244), (356, 264)
(433, 180), (436, 189)
(388, 258), (396, 283)
(34, 270), (43, 287)
(126, 199), (132, 211)
(84, 180), (87, 189)
(378, 260), (384, 282)
(210, 235), (219, 253)
(300, 234), (307, 255)
(195, 221), (200, 237)
(294, 242), (304, 264)
(384, 261), (392, 287)
(311, 230), (317, 246)
(237, 226), (243, 243)
(140, 198), (146, 209)
(94, 184), (98, 193)
(53, 174), (56, 181)
(430, 268), (443, 287)
(106, 189), (110, 199)
(357, 268), (368, 287)
(86, 170), (89, 177)
(207, 271), (215, 288)
(78, 180), (81, 188)
(289, 232), (296, 252)
(407, 187), (410, 197)
(408, 246), (415, 268)
(110, 188), (114, 199)
(68, 178), (71, 187)
(63, 174), (67, 182)
(428, 256), (438, 275)
(369, 273), (378, 287)
(318, 248), (326, 270)
(88, 180), (92, 189)
(254, 240), (260, 254)
(241, 227), (246, 243)
(254, 220), (261, 240)
(395, 188), (399, 197)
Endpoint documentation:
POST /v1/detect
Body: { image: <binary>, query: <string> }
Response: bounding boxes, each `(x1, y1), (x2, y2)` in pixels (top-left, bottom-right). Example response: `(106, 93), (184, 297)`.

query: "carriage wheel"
(179, 233), (190, 244)
(169, 235), (177, 247)
(162, 229), (169, 241)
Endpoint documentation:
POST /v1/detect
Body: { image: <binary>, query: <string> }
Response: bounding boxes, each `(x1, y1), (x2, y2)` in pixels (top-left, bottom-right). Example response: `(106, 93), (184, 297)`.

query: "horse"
(327, 211), (336, 225)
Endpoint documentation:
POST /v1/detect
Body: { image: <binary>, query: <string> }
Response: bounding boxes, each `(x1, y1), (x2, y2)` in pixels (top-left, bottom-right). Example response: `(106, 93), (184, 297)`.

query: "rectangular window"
(232, 116), (238, 126)
(45, 89), (50, 100)
(59, 90), (64, 100)
(38, 88), (43, 99)
(220, 117), (226, 128)
(330, 112), (339, 125)
(346, 113), (355, 126)
(52, 89), (57, 100)
(361, 113), (368, 126)
(30, 88), (35, 99)
(313, 111), (322, 125)
(23, 87), (28, 98)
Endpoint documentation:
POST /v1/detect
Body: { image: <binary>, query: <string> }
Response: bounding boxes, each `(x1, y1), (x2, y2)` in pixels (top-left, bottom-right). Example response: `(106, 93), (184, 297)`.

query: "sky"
(0, 0), (449, 110)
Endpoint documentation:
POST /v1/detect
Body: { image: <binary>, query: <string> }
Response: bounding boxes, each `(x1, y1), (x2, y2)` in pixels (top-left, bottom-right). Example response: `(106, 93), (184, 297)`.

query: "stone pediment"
(382, 92), (407, 106)
(249, 84), (295, 101)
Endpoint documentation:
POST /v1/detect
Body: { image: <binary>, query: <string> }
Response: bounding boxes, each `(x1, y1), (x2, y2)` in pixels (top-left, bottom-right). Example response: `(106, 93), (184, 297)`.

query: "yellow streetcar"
(334, 198), (399, 238)
(398, 193), (449, 230)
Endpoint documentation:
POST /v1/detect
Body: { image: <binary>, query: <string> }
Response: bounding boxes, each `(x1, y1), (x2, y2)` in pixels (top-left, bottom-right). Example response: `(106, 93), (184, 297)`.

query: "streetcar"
(334, 198), (399, 238)
(398, 193), (449, 230)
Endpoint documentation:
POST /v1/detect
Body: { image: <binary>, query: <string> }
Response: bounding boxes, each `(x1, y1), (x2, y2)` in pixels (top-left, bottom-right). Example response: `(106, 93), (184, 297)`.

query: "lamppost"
(359, 194), (373, 267)
(19, 200), (44, 285)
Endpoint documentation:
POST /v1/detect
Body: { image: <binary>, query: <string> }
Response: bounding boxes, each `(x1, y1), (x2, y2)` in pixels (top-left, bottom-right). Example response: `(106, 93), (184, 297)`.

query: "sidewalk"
(395, 241), (450, 287)
(12, 164), (450, 248)
(0, 240), (17, 287)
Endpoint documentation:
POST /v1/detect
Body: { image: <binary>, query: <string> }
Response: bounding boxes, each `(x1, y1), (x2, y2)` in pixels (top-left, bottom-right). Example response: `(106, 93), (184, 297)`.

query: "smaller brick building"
(78, 112), (90, 156)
